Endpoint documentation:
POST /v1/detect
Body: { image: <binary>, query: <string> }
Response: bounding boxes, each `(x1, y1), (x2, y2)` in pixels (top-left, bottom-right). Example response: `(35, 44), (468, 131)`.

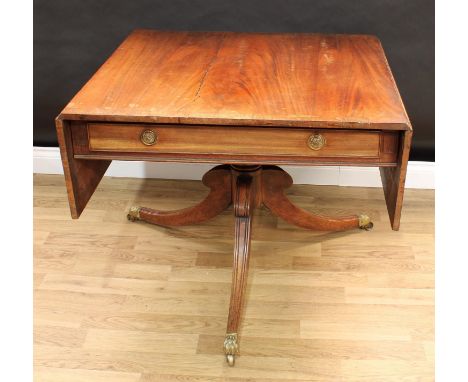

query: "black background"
(34, 0), (434, 161)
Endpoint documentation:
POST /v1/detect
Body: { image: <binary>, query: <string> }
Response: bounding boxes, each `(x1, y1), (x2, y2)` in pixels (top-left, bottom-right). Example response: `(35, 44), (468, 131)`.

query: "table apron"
(70, 121), (400, 166)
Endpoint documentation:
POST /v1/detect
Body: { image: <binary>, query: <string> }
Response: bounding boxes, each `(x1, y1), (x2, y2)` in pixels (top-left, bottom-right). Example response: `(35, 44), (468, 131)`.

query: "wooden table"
(56, 30), (411, 366)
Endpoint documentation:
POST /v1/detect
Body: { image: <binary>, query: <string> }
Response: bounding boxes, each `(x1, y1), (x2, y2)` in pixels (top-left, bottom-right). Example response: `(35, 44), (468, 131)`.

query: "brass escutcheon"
(307, 133), (326, 150)
(140, 129), (157, 145)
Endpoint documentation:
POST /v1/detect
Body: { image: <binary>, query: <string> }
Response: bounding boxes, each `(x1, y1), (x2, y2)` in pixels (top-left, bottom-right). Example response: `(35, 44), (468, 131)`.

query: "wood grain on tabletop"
(59, 30), (411, 130)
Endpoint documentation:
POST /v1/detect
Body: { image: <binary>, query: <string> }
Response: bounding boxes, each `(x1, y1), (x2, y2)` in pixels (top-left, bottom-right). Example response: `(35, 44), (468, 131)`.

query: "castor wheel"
(361, 221), (374, 231)
(223, 333), (238, 367)
(226, 354), (235, 366)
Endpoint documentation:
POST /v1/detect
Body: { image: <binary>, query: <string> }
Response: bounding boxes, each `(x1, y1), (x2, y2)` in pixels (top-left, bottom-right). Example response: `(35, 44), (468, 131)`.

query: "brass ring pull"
(140, 129), (157, 146)
(307, 133), (326, 150)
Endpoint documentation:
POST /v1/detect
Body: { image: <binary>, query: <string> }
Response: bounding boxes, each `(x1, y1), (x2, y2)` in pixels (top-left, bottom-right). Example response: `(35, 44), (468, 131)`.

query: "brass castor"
(127, 206), (141, 222)
(361, 221), (374, 231)
(226, 354), (235, 366)
(358, 214), (374, 231)
(223, 333), (238, 367)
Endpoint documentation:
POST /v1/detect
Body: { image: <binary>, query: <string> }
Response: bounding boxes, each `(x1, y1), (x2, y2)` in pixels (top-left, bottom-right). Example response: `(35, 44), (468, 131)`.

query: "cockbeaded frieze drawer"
(69, 121), (399, 166)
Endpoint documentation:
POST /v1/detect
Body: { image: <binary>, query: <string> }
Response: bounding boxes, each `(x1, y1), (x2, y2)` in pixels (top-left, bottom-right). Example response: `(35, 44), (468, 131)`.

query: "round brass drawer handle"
(140, 129), (158, 146)
(307, 133), (326, 150)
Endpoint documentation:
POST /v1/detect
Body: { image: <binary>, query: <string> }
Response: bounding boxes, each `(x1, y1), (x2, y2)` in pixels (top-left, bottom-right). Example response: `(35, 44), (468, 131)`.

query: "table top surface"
(59, 29), (410, 130)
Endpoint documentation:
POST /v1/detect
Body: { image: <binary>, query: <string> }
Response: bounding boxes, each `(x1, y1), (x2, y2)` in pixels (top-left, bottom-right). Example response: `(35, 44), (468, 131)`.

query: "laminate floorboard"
(34, 173), (434, 381)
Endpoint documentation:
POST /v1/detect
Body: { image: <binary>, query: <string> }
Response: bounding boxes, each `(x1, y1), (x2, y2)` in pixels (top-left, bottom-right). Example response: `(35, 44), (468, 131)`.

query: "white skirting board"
(33, 146), (434, 189)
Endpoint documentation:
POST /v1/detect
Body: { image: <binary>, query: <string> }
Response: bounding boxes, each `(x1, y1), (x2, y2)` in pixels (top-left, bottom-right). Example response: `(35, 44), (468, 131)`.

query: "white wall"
(33, 147), (434, 189)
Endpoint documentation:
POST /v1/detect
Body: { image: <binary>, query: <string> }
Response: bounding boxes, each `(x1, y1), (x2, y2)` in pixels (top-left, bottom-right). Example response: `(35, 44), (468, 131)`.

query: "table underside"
(56, 118), (411, 231)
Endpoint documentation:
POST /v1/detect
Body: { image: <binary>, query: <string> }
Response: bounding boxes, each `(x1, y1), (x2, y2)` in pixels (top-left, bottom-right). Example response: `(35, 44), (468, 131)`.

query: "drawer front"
(87, 123), (382, 159)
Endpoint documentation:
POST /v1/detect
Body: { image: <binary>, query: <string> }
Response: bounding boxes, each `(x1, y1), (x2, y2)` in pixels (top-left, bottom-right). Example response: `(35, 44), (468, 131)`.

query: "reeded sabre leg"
(224, 171), (258, 366)
(127, 165), (231, 227)
(262, 166), (373, 231)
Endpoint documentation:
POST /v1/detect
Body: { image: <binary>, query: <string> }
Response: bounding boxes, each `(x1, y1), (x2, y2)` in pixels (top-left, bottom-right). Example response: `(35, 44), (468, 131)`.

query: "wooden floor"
(34, 173), (434, 382)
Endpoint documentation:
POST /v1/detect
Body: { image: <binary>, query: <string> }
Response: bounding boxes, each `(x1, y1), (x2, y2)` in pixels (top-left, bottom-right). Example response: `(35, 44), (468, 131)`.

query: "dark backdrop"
(34, 0), (434, 161)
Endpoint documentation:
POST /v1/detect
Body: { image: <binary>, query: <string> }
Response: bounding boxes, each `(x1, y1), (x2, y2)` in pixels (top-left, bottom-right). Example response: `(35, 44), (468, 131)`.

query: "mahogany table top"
(60, 29), (411, 131)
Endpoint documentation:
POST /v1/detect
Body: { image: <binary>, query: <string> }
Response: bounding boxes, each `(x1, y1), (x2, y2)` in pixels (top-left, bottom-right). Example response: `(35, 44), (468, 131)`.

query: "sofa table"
(56, 30), (412, 366)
